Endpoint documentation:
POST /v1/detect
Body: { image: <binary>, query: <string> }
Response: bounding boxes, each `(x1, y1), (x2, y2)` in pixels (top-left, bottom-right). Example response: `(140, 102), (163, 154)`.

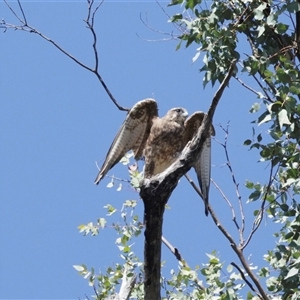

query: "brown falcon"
(94, 98), (215, 216)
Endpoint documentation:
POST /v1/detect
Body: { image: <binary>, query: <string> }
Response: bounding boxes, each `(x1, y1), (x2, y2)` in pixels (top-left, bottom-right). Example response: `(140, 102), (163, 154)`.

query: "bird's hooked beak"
(182, 109), (188, 118)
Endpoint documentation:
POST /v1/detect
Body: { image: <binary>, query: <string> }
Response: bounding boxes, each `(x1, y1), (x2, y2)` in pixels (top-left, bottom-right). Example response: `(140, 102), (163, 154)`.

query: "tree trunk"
(142, 194), (166, 300)
(140, 60), (236, 300)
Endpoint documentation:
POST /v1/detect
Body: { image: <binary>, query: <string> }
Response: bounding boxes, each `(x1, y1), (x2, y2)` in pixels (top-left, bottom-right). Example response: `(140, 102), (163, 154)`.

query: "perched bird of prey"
(94, 98), (215, 216)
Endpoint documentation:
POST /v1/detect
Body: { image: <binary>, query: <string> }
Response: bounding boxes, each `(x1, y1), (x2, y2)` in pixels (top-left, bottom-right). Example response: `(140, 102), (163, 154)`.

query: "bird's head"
(166, 107), (188, 124)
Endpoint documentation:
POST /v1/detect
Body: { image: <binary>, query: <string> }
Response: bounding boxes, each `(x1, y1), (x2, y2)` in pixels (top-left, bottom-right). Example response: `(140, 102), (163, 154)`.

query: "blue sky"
(1, 1), (279, 299)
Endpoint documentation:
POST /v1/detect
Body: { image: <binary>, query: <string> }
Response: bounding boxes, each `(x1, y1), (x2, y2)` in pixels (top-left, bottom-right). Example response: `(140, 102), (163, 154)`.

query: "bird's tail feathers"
(94, 171), (105, 185)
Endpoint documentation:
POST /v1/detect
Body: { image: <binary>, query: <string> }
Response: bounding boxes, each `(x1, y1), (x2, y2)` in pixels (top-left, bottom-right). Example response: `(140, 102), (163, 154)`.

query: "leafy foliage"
(168, 0), (300, 298)
(5, 0), (300, 298)
(75, 0), (300, 298)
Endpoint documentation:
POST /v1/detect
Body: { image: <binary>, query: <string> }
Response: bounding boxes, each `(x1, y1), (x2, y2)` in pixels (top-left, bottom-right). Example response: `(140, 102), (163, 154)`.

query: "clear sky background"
(1, 1), (279, 299)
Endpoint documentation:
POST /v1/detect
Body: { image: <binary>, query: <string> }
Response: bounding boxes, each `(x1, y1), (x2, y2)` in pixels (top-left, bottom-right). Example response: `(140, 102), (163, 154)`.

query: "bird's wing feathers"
(183, 112), (205, 145)
(131, 100), (158, 159)
(184, 112), (215, 216)
(194, 137), (212, 216)
(94, 99), (158, 184)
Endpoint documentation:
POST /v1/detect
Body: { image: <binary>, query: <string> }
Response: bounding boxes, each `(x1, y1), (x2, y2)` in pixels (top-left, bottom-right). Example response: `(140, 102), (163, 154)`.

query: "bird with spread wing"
(94, 98), (215, 216)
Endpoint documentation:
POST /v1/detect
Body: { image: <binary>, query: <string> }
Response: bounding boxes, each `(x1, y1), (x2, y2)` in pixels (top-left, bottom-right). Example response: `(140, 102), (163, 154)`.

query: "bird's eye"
(176, 109), (181, 113)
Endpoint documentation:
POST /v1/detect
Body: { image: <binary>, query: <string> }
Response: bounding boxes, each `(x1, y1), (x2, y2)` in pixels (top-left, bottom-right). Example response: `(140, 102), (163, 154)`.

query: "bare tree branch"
(85, 0), (103, 73)
(2, 0), (129, 112)
(161, 236), (205, 290)
(140, 60), (236, 300)
(137, 12), (179, 43)
(220, 123), (245, 247)
(136, 0), (187, 43)
(162, 235), (185, 264)
(211, 178), (240, 231)
(118, 265), (137, 300)
(17, 0), (27, 25)
(241, 161), (279, 250)
(93, 285), (99, 299)
(231, 262), (261, 297)
(251, 73), (274, 103)
(3, 0), (23, 24)
(155, 0), (186, 35)
(210, 205), (269, 300)
(235, 76), (269, 100)
(184, 173), (206, 202)
(205, 123), (268, 299)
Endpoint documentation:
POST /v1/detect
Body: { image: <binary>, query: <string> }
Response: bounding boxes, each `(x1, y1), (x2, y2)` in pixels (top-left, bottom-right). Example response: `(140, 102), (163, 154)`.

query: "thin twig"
(3, 0), (23, 24)
(210, 205), (268, 299)
(162, 235), (185, 264)
(138, 12), (180, 42)
(136, 33), (175, 43)
(244, 34), (278, 97)
(219, 123), (245, 247)
(107, 175), (131, 183)
(211, 179), (240, 231)
(231, 262), (261, 297)
(155, 0), (185, 35)
(184, 174), (217, 217)
(241, 162), (279, 250)
(251, 73), (273, 103)
(184, 174), (203, 198)
(235, 76), (268, 100)
(92, 2), (102, 27)
(85, 0), (102, 72)
(203, 113), (269, 300)
(237, 54), (272, 103)
(161, 235), (205, 291)
(93, 285), (99, 298)
(17, 0), (27, 25)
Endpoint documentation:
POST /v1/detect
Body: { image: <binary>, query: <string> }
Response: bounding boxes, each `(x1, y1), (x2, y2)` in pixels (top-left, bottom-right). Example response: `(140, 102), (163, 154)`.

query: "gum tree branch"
(184, 173), (205, 203)
(241, 161), (279, 250)
(161, 236), (205, 291)
(162, 236), (185, 264)
(209, 129), (268, 299)
(231, 262), (261, 297)
(234, 76), (269, 101)
(211, 179), (240, 231)
(104, 265), (137, 300)
(2, 0), (129, 112)
(140, 60), (236, 300)
(220, 123), (246, 247)
(209, 204), (268, 300)
(184, 113), (268, 299)
(251, 73), (273, 103)
(17, 0), (27, 24)
(138, 12), (179, 42)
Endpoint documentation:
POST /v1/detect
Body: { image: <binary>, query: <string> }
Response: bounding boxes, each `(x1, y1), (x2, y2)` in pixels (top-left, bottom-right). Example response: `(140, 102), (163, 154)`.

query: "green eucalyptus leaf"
(284, 267), (299, 279)
(244, 139), (252, 146)
(278, 109), (291, 129)
(168, 0), (184, 7)
(249, 190), (261, 201)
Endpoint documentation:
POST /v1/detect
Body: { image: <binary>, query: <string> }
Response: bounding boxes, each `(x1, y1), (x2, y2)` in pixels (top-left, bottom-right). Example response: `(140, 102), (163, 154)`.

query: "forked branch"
(184, 74), (268, 299)
(2, 0), (129, 112)
(140, 60), (236, 300)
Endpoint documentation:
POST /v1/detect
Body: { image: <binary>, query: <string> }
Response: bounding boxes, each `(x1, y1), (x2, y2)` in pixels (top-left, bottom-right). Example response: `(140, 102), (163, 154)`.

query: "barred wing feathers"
(94, 99), (158, 184)
(184, 112), (215, 216)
